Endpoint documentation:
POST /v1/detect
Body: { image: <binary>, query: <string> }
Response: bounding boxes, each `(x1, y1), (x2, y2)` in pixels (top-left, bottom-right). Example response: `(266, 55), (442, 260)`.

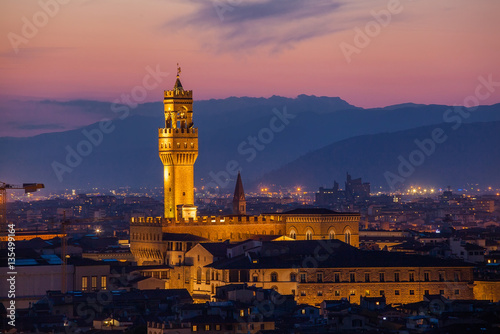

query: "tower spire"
(232, 171), (246, 215)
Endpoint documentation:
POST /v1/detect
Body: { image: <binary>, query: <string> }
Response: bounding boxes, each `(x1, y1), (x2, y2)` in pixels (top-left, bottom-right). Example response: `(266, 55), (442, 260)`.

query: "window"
(252, 274), (258, 282)
(290, 273), (296, 282)
(424, 272), (430, 282)
(424, 289), (430, 295)
(410, 290), (415, 295)
(365, 273), (370, 282)
(300, 273), (307, 283)
(409, 272), (415, 282)
(82, 276), (88, 291)
(440, 290), (444, 295)
(91, 276), (97, 290)
(350, 290), (356, 296)
(192, 325), (198, 332)
(215, 325), (221, 330)
(345, 230), (351, 245)
(101, 276), (107, 290)
(197, 267), (202, 284)
(306, 230), (313, 240)
(206, 269), (210, 284)
(205, 325), (210, 331)
(394, 272), (400, 282)
(271, 272), (278, 282)
(329, 230), (335, 240)
(395, 290), (400, 296)
(334, 272), (340, 283)
(317, 291), (323, 296)
(454, 272), (460, 282)
(380, 290), (385, 296)
(300, 291), (306, 296)
(439, 272), (444, 282)
(455, 289), (460, 295)
(335, 290), (340, 296)
(290, 231), (296, 239)
(350, 273), (355, 283)
(317, 273), (323, 283)
(365, 290), (370, 296)
(379, 272), (385, 282)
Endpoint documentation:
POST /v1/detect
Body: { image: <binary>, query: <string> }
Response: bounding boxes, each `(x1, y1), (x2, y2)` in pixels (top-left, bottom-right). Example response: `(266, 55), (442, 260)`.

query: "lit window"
(101, 276), (107, 290)
(82, 276), (88, 291)
(91, 276), (97, 290)
(192, 325), (197, 332)
(344, 230), (351, 245)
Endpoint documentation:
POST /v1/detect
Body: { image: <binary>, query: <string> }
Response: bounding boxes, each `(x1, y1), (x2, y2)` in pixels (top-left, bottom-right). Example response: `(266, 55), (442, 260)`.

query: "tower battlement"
(159, 128), (198, 136)
(164, 90), (193, 99)
(131, 215), (280, 226)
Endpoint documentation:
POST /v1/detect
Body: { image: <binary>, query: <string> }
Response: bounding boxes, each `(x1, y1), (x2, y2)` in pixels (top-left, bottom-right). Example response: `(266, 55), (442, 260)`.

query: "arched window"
(306, 230), (313, 240)
(329, 230), (335, 240)
(196, 267), (202, 284)
(271, 272), (278, 282)
(290, 230), (296, 239)
(345, 230), (351, 245)
(206, 269), (210, 284)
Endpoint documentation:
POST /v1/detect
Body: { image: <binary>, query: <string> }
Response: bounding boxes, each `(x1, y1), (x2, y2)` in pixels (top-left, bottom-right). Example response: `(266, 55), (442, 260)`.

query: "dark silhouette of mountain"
(257, 121), (500, 191)
(1, 95), (499, 192)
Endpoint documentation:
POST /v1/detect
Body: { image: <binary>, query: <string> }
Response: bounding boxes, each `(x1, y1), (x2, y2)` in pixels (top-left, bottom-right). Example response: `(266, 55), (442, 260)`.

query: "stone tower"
(232, 172), (246, 215)
(159, 67), (198, 219)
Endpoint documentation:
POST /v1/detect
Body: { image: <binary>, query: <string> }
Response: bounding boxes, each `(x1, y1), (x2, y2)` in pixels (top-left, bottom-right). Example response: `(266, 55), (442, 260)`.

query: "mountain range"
(1, 95), (499, 193)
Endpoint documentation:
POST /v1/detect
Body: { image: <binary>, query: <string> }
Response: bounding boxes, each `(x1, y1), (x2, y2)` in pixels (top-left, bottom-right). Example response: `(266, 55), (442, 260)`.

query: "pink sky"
(1, 0), (499, 110)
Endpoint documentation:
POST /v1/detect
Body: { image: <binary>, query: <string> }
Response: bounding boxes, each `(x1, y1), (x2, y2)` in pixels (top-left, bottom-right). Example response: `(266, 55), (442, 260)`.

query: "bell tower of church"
(159, 65), (198, 219)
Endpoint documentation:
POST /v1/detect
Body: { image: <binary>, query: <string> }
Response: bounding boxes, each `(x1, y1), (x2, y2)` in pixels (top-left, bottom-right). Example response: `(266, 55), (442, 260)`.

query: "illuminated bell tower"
(159, 65), (198, 219)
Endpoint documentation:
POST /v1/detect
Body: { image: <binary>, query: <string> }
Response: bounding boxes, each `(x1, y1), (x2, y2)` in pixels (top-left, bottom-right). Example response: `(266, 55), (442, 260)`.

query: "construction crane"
(0, 181), (45, 232)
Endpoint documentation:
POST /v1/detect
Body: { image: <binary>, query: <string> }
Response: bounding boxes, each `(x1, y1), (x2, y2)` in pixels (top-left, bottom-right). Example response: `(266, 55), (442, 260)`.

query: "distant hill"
(1, 95), (499, 192)
(257, 121), (500, 191)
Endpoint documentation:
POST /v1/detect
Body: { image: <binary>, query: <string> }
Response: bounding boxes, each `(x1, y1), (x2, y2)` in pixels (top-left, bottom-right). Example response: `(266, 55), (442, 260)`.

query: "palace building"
(130, 70), (360, 265)
(128, 69), (477, 306)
